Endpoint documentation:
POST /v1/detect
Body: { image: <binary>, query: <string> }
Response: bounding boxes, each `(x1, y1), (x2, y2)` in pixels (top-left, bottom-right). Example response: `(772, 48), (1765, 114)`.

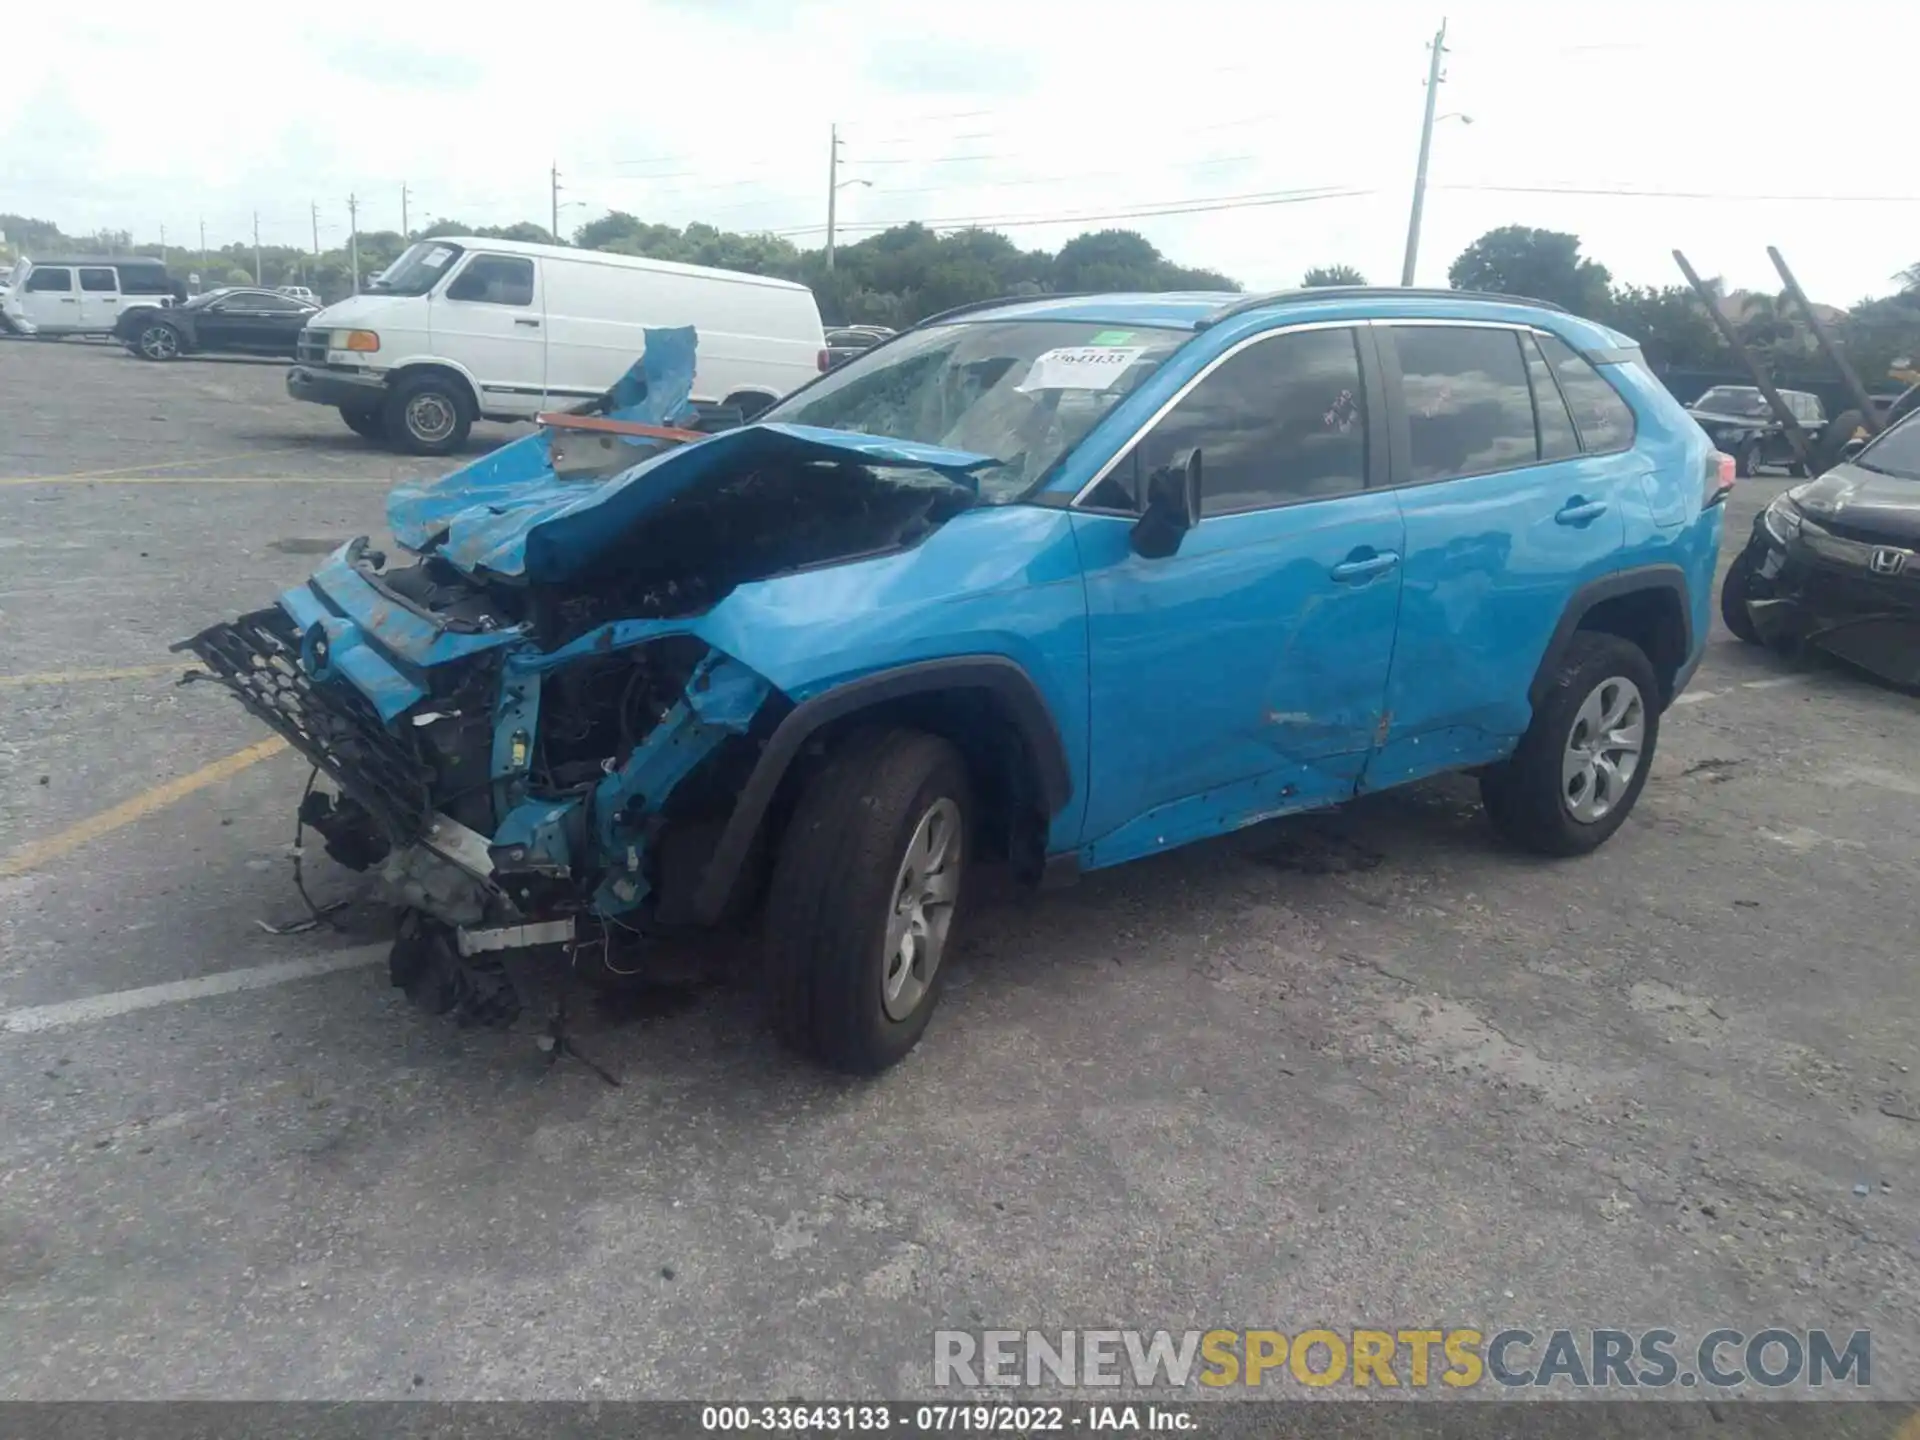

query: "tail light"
(816, 348), (831, 372)
(1703, 450), (1736, 509)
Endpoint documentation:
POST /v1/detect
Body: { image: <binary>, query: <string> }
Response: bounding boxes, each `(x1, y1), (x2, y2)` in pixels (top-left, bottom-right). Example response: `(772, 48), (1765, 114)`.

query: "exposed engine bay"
(173, 329), (995, 1034)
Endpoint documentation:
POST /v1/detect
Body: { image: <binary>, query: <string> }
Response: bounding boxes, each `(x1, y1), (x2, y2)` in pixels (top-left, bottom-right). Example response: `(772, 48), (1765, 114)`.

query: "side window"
(25, 267), (73, 292)
(446, 255), (534, 307)
(1392, 326), (1538, 481)
(120, 270), (174, 295)
(1534, 331), (1636, 454)
(219, 292), (272, 310)
(78, 267), (117, 293)
(1115, 327), (1367, 516)
(1521, 333), (1581, 461)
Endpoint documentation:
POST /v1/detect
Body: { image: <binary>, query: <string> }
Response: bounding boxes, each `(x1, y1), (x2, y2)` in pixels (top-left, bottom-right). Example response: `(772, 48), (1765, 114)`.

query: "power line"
(1439, 183), (1920, 203)
(774, 186), (1372, 239)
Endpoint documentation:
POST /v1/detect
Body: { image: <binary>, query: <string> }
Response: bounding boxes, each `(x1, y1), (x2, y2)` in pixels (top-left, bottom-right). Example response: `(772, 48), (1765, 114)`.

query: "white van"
(286, 237), (828, 454)
(2, 255), (181, 336)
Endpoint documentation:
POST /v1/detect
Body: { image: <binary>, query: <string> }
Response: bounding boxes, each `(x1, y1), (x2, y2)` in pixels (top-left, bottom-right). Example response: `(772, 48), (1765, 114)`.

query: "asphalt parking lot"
(1, 337), (1916, 1402)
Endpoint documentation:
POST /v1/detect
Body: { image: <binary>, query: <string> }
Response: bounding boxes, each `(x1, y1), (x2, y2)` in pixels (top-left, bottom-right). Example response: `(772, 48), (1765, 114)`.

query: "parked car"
(285, 236), (828, 454)
(824, 324), (894, 368)
(1685, 384), (1826, 477)
(116, 287), (321, 361)
(2, 254), (180, 336)
(1721, 406), (1920, 688)
(179, 288), (1726, 1074)
(276, 285), (320, 305)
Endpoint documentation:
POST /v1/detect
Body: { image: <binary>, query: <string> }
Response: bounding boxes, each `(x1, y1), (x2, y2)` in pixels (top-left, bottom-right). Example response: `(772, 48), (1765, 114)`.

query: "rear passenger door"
(1366, 322), (1632, 791)
(77, 267), (122, 331)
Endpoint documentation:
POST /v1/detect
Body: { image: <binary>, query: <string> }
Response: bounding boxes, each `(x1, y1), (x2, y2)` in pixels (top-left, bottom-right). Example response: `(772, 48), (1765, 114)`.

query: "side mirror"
(1129, 448), (1202, 559)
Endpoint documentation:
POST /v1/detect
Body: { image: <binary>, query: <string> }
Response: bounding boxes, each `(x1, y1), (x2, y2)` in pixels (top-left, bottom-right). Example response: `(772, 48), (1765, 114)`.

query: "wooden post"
(1672, 249), (1814, 467)
(1767, 245), (1881, 435)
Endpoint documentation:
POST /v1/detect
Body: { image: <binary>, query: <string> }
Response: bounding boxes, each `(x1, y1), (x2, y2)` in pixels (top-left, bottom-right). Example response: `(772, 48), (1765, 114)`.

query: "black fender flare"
(691, 655), (1072, 923)
(1528, 563), (1692, 709)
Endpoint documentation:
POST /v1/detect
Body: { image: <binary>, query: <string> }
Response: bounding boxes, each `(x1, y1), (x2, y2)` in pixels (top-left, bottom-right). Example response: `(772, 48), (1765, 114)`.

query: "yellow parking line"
(0, 474), (393, 486)
(0, 738), (288, 879)
(1, 450), (282, 481)
(0, 663), (183, 688)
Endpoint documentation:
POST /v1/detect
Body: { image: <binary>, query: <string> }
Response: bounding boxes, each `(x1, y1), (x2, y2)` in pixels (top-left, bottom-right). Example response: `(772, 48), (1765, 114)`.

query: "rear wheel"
(1735, 440), (1762, 479)
(764, 728), (971, 1074)
(339, 406), (385, 440)
(1482, 632), (1660, 857)
(383, 372), (472, 455)
(134, 323), (182, 361)
(1719, 547), (1762, 644)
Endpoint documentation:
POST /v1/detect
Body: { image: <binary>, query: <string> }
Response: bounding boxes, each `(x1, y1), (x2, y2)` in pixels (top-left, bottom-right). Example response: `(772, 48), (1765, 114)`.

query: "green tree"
(1603, 285), (1725, 370)
(1448, 226), (1612, 316)
(1302, 264), (1366, 287)
(1896, 263), (1920, 294)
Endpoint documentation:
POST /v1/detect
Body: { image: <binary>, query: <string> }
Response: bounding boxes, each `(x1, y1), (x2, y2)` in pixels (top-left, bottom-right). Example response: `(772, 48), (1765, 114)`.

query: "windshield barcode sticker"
(1017, 346), (1147, 393)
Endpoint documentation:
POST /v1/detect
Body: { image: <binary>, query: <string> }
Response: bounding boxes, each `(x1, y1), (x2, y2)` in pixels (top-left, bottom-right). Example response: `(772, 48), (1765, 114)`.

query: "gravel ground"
(0, 337), (1915, 1404)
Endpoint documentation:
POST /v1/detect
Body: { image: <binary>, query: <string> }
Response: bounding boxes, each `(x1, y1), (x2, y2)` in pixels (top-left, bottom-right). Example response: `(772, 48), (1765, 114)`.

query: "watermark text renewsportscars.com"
(932, 1328), (1872, 1391)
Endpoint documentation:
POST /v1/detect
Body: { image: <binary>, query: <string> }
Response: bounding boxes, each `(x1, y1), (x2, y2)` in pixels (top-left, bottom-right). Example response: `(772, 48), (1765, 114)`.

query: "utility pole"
(402, 183), (411, 239)
(347, 194), (361, 293)
(825, 124), (841, 272)
(311, 202), (321, 257)
(1400, 18), (1448, 287)
(550, 162), (561, 244)
(252, 211), (263, 285)
(198, 219), (206, 289)
(158, 224), (167, 267)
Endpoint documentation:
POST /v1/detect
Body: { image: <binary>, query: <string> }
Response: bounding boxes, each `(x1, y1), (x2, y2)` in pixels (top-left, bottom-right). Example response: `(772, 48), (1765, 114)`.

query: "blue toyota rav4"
(181, 288), (1730, 1073)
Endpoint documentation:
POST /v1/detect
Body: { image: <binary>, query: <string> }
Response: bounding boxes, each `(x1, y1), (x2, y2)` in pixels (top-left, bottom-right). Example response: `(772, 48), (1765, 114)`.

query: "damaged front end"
(1735, 468), (1920, 690)
(175, 327), (993, 1024)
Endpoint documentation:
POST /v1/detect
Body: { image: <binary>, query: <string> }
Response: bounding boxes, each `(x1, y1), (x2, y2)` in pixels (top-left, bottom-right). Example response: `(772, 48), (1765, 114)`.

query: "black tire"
(1481, 632), (1661, 858)
(764, 727), (972, 1075)
(1788, 461), (1810, 479)
(1735, 440), (1762, 479)
(382, 372), (472, 456)
(339, 406), (386, 440)
(1719, 547), (1762, 644)
(722, 390), (775, 421)
(133, 322), (183, 362)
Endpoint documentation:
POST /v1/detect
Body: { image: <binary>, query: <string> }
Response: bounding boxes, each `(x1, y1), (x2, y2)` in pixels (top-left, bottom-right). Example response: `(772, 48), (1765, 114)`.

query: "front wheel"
(1736, 440), (1762, 479)
(382, 373), (472, 456)
(764, 728), (972, 1074)
(134, 323), (182, 361)
(1482, 632), (1661, 857)
(1719, 547), (1762, 644)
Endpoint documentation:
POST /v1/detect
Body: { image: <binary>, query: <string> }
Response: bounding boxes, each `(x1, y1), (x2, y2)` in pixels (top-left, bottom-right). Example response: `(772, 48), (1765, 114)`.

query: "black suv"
(1686, 385), (1824, 477)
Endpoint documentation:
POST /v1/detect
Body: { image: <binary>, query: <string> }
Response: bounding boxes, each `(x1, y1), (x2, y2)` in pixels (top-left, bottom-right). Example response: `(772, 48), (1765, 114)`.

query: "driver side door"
(1069, 323), (1406, 868)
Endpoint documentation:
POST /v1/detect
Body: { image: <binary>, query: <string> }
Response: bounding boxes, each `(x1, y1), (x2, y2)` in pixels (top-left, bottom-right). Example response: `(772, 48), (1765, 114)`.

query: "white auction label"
(1016, 346), (1148, 393)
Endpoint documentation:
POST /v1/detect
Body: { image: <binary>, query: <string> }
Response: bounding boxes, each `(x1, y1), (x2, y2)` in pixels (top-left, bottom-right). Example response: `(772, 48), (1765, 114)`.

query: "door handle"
(1556, 498), (1609, 526)
(1330, 550), (1400, 583)
(514, 318), (541, 328)
(60, 297), (78, 303)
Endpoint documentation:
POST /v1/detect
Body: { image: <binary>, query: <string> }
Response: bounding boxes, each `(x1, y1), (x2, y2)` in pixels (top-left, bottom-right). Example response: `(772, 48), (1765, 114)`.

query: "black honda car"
(115, 287), (320, 361)
(1721, 409), (1920, 688)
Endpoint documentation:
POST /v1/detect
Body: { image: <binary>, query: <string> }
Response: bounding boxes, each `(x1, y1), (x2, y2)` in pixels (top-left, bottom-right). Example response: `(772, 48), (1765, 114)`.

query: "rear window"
(1854, 411), (1920, 481)
(1535, 332), (1636, 454)
(1392, 326), (1539, 482)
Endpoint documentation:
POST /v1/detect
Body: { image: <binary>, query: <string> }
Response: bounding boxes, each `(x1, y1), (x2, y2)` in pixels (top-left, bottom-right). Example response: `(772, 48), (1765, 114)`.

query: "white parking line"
(1672, 690), (1719, 706)
(0, 947), (384, 1035)
(1740, 675), (1810, 690)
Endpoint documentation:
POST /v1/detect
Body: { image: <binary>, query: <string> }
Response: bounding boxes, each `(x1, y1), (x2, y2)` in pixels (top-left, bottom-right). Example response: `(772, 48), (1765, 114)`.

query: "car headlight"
(331, 329), (380, 353)
(1761, 494), (1802, 544)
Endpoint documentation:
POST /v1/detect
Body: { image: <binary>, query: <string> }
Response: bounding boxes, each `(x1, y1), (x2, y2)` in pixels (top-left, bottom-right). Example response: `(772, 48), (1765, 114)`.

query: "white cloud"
(3, 0), (1914, 300)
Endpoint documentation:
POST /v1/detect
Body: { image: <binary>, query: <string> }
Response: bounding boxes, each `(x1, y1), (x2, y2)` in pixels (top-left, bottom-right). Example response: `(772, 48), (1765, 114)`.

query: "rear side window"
(79, 267), (117, 292)
(1119, 326), (1368, 515)
(120, 269), (174, 296)
(1535, 332), (1635, 454)
(1392, 326), (1537, 481)
(25, 267), (73, 292)
(1521, 334), (1581, 461)
(447, 255), (534, 307)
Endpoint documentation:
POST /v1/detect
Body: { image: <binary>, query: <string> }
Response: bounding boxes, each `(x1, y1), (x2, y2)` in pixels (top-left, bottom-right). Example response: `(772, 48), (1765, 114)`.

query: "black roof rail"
(1196, 286), (1570, 329)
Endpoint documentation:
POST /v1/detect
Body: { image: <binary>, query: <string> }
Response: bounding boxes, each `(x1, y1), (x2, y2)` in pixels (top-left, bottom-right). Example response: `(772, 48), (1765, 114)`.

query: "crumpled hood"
(1792, 462), (1920, 545)
(387, 327), (999, 584)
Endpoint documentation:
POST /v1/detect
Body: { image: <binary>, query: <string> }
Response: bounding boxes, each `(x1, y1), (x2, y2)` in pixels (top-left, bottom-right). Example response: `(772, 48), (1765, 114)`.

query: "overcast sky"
(5, 0), (1914, 303)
